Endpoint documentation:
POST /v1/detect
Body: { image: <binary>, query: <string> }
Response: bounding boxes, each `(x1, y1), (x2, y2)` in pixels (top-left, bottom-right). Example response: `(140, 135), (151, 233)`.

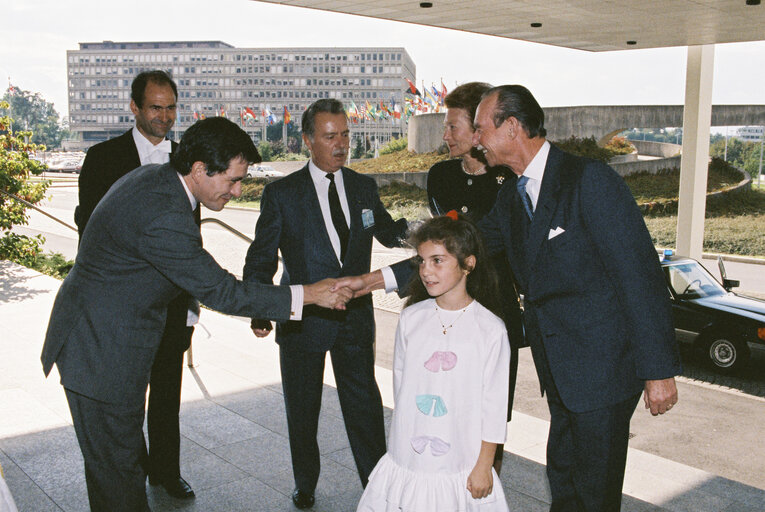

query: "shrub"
(379, 137), (408, 155)
(551, 136), (619, 162)
(239, 177), (269, 202)
(604, 136), (635, 155)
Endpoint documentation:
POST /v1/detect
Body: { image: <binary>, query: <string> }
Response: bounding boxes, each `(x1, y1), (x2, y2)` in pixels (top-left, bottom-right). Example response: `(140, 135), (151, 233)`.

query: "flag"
(7, 84), (14, 95)
(265, 108), (276, 125)
(404, 78), (421, 96)
(193, 111), (199, 120)
(440, 80), (448, 101)
(244, 107), (258, 121)
(424, 88), (439, 111)
(240, 108), (245, 126)
(283, 105), (291, 125)
(219, 107), (226, 117)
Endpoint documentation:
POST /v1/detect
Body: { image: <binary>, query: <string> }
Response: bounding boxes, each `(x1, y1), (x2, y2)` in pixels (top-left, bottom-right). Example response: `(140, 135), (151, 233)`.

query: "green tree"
(1, 87), (68, 149)
(351, 137), (365, 159)
(0, 101), (50, 264)
(266, 120), (301, 142)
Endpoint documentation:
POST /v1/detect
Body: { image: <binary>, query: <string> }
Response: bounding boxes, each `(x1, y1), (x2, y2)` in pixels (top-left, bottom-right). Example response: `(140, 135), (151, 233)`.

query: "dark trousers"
(545, 380), (640, 512)
(279, 340), (386, 493)
(145, 322), (192, 481)
(65, 388), (150, 512)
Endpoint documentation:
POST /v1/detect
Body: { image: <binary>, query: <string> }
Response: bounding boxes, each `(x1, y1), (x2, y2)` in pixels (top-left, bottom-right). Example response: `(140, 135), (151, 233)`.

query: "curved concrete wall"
(630, 140), (681, 158)
(543, 105), (765, 144)
(407, 113), (446, 153)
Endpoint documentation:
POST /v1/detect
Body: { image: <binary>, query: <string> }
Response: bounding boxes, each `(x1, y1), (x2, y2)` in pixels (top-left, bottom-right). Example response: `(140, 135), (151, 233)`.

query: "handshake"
(305, 271), (384, 310)
(251, 271), (386, 337)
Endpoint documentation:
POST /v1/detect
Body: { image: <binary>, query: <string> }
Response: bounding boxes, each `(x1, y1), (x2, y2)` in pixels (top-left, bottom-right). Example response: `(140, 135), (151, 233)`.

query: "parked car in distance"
(660, 251), (765, 373)
(246, 164), (284, 178)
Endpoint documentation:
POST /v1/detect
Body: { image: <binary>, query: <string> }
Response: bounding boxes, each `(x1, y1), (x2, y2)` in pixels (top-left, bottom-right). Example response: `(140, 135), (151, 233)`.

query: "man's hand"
(333, 270), (385, 298)
(303, 278), (353, 310)
(643, 377), (678, 416)
(251, 319), (272, 338)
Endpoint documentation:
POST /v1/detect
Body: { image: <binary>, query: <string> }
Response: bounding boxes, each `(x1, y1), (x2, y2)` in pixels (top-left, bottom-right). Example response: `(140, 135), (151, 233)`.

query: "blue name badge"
(362, 208), (375, 229)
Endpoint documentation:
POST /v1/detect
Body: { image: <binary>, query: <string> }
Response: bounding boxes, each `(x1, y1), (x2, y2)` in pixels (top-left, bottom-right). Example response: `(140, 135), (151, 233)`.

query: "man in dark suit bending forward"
(42, 117), (351, 512)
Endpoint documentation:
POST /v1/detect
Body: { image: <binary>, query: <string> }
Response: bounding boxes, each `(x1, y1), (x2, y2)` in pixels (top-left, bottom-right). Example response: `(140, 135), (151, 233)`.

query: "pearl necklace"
(461, 160), (486, 176)
(435, 303), (470, 335)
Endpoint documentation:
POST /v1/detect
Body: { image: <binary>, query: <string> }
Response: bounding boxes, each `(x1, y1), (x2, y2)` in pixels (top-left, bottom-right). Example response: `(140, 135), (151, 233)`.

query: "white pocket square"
(548, 226), (566, 240)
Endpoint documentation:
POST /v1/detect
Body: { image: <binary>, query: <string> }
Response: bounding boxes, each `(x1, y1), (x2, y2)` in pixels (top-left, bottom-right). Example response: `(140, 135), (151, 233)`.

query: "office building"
(66, 41), (416, 151)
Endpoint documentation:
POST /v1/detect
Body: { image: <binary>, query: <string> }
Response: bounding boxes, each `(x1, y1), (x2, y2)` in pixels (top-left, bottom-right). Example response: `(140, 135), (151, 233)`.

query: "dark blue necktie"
(516, 175), (534, 221)
(326, 173), (349, 261)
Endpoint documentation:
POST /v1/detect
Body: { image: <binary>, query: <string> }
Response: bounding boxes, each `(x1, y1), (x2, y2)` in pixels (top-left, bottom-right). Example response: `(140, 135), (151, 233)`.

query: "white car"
(246, 165), (284, 178)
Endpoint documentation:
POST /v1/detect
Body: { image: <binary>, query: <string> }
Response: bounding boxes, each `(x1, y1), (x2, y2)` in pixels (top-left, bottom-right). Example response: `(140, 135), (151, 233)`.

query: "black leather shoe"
(149, 475), (196, 499)
(291, 488), (315, 509)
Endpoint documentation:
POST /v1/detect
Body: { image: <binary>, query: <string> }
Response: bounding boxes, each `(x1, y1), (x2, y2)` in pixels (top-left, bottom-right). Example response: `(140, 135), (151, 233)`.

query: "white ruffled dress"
(358, 299), (510, 512)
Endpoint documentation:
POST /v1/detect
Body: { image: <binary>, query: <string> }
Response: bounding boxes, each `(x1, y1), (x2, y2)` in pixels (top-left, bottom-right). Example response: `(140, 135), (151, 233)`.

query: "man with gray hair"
(243, 99), (409, 509)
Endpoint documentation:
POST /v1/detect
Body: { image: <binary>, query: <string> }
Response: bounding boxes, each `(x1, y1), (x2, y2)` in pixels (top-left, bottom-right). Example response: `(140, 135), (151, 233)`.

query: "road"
(12, 182), (765, 490)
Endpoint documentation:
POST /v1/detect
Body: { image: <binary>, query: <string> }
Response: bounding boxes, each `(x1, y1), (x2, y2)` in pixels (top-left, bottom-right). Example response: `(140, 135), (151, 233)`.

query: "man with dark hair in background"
(44, 117), (351, 511)
(74, 70), (197, 499)
(243, 99), (409, 509)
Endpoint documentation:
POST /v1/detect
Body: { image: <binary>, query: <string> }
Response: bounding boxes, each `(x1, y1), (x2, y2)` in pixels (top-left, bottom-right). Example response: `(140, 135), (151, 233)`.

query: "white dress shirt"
(132, 127), (172, 166)
(518, 140), (550, 211)
(308, 159), (351, 264)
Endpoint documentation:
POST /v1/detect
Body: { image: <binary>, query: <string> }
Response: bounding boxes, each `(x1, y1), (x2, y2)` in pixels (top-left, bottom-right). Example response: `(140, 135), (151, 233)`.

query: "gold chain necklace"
(435, 303), (469, 335)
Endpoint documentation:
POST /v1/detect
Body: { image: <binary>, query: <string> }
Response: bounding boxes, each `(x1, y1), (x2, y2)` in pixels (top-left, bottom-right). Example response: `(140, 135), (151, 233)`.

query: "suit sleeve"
(369, 180), (408, 248)
(243, 184), (281, 286)
(76, 145), (112, 237)
(139, 208), (292, 322)
(580, 163), (681, 379)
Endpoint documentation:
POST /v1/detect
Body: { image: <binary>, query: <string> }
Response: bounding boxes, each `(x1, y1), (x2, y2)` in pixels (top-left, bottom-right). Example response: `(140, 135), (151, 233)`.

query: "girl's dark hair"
(404, 214), (503, 320)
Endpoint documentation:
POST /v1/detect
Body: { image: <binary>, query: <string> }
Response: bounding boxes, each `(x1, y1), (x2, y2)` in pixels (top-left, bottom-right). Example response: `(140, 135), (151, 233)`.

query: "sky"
(2, 0), (764, 123)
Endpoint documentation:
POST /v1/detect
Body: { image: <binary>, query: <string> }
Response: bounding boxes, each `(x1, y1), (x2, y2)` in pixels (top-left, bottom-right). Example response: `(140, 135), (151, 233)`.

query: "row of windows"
(70, 52), (405, 65)
(70, 86), (391, 115)
(69, 64), (404, 77)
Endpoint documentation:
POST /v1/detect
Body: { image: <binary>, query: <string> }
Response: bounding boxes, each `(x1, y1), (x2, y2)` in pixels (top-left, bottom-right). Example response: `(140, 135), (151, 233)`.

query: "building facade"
(735, 126), (764, 143)
(66, 41), (416, 151)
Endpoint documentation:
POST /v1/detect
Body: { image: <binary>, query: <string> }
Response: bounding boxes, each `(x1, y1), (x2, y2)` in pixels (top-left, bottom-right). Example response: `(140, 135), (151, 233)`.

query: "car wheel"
(704, 334), (749, 373)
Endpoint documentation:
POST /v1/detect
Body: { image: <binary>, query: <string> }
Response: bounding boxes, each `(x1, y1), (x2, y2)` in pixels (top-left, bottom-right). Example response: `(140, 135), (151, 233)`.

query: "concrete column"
(676, 45), (714, 260)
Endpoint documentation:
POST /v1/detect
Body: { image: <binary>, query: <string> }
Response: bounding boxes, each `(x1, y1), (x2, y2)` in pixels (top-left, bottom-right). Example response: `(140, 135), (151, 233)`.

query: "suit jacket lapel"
(121, 130), (142, 169)
(298, 165), (341, 267)
(341, 168), (362, 249)
(525, 146), (562, 269)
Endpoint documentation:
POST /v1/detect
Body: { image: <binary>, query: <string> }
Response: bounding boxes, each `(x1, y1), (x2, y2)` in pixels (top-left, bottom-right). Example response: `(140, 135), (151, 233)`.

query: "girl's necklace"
(435, 303), (469, 335)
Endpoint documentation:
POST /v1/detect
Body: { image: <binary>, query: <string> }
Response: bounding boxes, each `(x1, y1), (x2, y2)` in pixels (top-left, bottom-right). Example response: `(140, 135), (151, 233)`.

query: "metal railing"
(2, 188), (263, 368)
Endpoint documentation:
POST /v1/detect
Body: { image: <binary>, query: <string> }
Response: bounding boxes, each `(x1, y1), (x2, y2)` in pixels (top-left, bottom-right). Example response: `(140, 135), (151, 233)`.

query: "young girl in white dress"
(358, 212), (510, 512)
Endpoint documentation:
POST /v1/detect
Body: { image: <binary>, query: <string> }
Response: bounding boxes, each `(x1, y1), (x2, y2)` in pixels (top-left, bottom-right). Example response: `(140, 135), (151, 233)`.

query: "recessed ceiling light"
(420, 2), (433, 7)
(745, 0), (760, 6)
(530, 22), (542, 28)
(626, 40), (637, 45)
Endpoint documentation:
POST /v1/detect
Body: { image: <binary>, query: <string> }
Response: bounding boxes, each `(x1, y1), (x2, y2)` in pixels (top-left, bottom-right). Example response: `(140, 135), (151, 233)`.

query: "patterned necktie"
(516, 174), (534, 221)
(326, 172), (349, 261)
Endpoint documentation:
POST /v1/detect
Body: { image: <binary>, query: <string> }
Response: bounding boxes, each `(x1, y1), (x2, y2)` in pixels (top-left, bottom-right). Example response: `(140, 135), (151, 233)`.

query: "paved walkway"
(1, 260), (763, 511)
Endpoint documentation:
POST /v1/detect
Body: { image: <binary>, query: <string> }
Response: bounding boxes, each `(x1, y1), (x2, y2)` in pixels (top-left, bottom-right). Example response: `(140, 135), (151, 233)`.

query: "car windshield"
(664, 261), (726, 299)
